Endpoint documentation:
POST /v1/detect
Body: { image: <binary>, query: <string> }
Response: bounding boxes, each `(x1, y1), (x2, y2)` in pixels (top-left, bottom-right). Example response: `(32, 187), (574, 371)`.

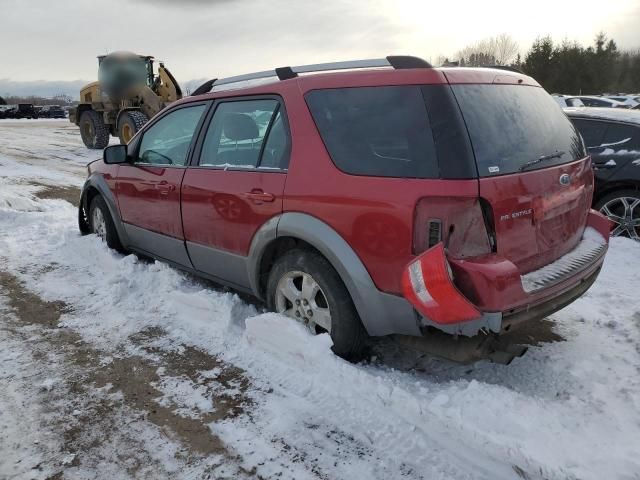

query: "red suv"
(79, 56), (610, 359)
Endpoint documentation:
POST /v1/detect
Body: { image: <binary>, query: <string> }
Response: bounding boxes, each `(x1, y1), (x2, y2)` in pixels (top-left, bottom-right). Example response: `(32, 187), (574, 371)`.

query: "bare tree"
(494, 33), (519, 65)
(456, 34), (519, 66)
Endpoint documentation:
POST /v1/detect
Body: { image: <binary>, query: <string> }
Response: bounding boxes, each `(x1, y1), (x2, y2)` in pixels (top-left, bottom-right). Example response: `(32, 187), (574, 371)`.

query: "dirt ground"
(0, 176), (263, 479)
(0, 265), (261, 479)
(0, 179), (571, 479)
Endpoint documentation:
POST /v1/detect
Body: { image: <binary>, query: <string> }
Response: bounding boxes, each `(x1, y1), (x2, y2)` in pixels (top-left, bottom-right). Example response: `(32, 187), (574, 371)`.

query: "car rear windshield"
(305, 86), (439, 178)
(451, 84), (586, 177)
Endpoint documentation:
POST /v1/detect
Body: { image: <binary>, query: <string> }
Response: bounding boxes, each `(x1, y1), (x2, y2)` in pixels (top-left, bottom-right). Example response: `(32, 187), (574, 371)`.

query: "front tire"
(79, 110), (110, 149)
(595, 190), (640, 241)
(118, 111), (148, 144)
(89, 195), (126, 253)
(266, 249), (367, 360)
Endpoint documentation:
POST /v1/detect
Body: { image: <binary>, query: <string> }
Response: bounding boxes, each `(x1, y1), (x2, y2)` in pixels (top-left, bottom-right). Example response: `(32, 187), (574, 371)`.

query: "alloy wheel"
(600, 196), (640, 241)
(275, 271), (332, 333)
(91, 207), (107, 239)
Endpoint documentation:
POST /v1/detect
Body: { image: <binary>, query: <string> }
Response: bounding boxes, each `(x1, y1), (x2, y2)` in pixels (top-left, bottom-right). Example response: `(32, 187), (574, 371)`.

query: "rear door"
(181, 97), (289, 288)
(450, 83), (592, 273)
(116, 103), (207, 265)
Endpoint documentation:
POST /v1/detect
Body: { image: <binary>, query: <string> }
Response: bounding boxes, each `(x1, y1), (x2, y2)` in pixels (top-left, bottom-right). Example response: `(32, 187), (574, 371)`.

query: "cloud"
(132, 0), (234, 5)
(0, 0), (638, 85)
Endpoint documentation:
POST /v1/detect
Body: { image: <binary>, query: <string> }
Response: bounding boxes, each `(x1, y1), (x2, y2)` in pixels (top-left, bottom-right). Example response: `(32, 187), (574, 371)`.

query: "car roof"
(564, 107), (640, 125)
(181, 65), (539, 105)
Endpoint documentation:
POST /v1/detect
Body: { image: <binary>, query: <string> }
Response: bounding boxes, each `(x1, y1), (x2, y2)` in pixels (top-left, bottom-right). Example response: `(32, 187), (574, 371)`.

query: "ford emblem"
(559, 174), (571, 186)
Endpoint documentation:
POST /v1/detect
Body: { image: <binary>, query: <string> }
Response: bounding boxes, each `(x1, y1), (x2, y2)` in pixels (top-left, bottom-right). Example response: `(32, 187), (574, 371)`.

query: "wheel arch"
(73, 103), (94, 126)
(247, 212), (420, 336)
(594, 180), (640, 205)
(80, 174), (130, 246)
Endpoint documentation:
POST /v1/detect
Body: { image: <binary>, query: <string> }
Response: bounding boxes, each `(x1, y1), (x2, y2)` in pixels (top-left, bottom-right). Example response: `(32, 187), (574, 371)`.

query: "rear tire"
(118, 110), (148, 144)
(595, 189), (640, 241)
(79, 110), (110, 149)
(266, 248), (367, 361)
(89, 195), (126, 253)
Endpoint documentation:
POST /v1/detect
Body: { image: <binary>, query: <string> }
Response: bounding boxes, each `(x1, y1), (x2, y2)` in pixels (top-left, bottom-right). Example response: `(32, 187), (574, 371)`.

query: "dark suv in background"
(40, 105), (66, 119)
(15, 103), (38, 119)
(566, 107), (640, 240)
(79, 56), (609, 359)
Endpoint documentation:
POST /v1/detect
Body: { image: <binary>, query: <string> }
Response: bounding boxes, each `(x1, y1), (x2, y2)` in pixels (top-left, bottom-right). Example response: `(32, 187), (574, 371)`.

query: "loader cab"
(97, 53), (155, 90)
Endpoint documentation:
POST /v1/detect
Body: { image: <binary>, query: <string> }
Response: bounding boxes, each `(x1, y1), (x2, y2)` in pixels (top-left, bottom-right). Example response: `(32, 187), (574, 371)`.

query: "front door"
(116, 104), (208, 265)
(181, 97), (290, 288)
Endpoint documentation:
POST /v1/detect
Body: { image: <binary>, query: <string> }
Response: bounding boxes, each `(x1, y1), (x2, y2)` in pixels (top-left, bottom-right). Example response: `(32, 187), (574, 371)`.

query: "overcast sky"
(1, 0), (639, 91)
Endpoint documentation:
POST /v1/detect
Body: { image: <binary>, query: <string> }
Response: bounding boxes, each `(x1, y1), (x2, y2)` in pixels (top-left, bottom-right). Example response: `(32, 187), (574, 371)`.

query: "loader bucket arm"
(156, 64), (183, 103)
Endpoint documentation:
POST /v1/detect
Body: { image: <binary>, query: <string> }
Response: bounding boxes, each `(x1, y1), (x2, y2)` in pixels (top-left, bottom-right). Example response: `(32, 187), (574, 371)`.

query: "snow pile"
(1, 121), (640, 479)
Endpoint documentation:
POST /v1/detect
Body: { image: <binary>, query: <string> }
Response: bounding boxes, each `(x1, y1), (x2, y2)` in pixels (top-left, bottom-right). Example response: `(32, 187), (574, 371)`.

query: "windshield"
(452, 84), (585, 177)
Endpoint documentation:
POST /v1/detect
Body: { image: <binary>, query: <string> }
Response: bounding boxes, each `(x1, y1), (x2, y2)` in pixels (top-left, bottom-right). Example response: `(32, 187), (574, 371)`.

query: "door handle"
(156, 182), (176, 195)
(242, 190), (275, 204)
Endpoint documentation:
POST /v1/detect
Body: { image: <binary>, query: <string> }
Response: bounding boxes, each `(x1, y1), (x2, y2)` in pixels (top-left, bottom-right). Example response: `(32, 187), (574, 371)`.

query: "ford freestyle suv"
(78, 56), (610, 360)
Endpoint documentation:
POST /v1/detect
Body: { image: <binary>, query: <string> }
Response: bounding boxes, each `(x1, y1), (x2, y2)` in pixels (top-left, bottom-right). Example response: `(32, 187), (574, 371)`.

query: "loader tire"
(118, 111), (148, 145)
(79, 110), (110, 149)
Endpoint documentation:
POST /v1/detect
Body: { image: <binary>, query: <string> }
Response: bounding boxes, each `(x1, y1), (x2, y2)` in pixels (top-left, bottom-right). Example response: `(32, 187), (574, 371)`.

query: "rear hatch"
(450, 81), (593, 273)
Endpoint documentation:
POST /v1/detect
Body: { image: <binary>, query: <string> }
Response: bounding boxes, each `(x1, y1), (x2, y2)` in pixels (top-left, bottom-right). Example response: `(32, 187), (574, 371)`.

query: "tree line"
(0, 93), (74, 106)
(441, 33), (640, 95)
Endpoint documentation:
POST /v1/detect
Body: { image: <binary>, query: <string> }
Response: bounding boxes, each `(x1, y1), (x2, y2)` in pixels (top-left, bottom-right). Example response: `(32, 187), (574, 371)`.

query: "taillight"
(401, 243), (481, 324)
(414, 197), (492, 257)
(479, 197), (497, 252)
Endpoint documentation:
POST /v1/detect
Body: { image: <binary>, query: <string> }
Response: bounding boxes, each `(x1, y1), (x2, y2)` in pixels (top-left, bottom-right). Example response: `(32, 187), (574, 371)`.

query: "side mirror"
(103, 144), (128, 164)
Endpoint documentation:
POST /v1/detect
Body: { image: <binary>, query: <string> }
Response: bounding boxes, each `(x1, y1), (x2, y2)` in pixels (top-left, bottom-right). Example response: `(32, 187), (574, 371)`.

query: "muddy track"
(0, 269), (257, 478)
(32, 184), (81, 207)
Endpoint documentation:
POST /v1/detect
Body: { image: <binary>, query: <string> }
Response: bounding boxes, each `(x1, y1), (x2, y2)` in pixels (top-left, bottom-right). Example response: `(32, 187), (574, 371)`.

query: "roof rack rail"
(481, 65), (524, 74)
(192, 55), (432, 95)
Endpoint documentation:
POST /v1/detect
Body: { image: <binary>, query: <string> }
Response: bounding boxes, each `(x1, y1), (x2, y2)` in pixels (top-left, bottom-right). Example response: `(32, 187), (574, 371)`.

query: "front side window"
(137, 105), (206, 166)
(306, 86), (439, 178)
(199, 99), (283, 168)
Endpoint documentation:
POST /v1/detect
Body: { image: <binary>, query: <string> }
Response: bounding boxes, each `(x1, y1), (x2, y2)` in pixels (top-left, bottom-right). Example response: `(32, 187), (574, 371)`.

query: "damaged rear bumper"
(407, 210), (610, 337)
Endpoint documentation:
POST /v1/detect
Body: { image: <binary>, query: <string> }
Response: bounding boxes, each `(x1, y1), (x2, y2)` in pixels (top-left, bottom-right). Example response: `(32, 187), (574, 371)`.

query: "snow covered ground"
(1, 119), (640, 479)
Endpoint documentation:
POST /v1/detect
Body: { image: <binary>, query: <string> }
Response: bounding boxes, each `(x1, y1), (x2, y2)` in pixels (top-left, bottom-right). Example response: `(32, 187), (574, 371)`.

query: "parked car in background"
(78, 58), (610, 359)
(565, 107), (640, 240)
(0, 105), (13, 119)
(576, 96), (629, 108)
(1, 105), (18, 119)
(604, 95), (640, 108)
(552, 94), (585, 108)
(15, 103), (38, 119)
(40, 105), (66, 119)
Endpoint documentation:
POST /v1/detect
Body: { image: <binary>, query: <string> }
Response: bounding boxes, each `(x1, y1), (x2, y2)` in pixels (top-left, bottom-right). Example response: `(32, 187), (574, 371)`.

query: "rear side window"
(306, 86), (439, 178)
(572, 119), (608, 148)
(199, 99), (283, 168)
(452, 85), (586, 176)
(602, 123), (640, 151)
(581, 97), (609, 107)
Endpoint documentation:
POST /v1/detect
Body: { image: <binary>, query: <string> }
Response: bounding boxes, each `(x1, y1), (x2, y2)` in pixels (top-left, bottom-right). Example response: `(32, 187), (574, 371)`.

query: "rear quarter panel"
(280, 84), (477, 295)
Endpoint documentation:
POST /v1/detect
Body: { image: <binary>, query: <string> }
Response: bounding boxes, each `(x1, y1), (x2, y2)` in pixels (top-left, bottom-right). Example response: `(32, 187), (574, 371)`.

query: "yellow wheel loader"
(70, 51), (182, 149)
